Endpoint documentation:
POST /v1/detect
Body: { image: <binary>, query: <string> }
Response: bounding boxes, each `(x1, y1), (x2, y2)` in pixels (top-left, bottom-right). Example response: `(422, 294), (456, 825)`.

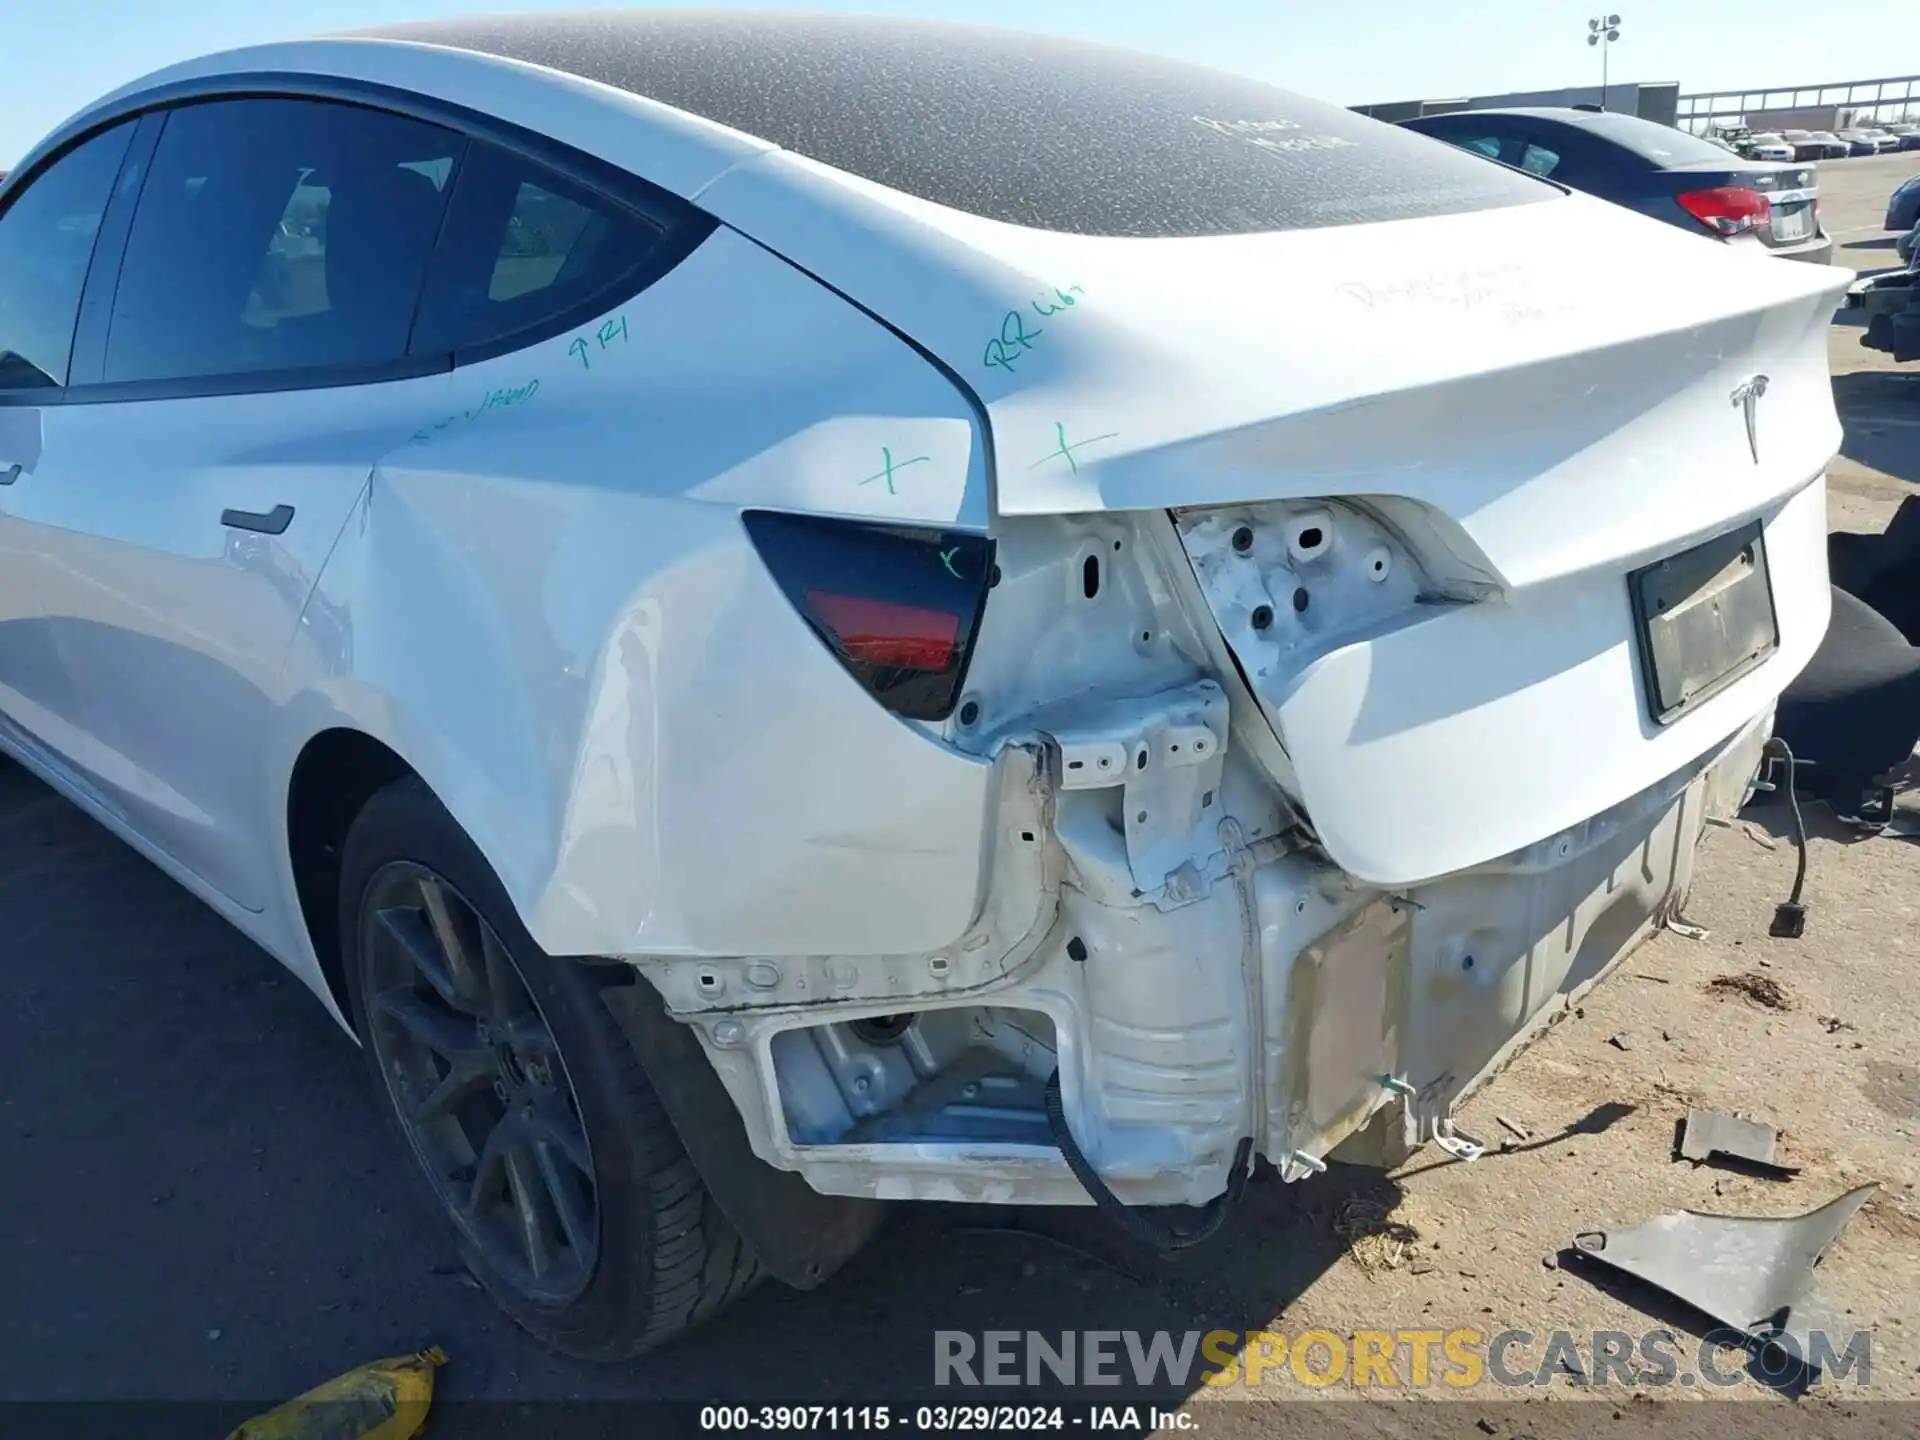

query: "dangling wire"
(1043, 1070), (1253, 1256)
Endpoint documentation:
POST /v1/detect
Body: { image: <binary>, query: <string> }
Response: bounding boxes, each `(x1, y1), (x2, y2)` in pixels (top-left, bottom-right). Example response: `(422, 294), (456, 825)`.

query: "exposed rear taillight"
(744, 509), (994, 721)
(1677, 186), (1770, 237)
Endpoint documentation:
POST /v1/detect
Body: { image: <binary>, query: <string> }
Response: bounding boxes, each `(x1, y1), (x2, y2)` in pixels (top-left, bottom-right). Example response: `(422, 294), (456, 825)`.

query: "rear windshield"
(1571, 111), (1744, 165)
(356, 13), (1554, 238)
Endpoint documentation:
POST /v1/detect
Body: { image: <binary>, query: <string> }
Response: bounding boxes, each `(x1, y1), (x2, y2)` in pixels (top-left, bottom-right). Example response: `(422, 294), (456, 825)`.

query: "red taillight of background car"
(1676, 186), (1771, 237)
(744, 509), (995, 721)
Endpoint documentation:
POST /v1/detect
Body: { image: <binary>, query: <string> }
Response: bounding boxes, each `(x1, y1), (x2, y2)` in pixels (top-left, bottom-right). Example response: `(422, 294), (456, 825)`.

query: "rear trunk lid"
(1655, 158), (1821, 250)
(703, 157), (1851, 882)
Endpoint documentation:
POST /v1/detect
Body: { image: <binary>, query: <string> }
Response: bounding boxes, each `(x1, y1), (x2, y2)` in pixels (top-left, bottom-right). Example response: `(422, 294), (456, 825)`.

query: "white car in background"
(1745, 131), (1797, 161)
(0, 12), (1847, 1357)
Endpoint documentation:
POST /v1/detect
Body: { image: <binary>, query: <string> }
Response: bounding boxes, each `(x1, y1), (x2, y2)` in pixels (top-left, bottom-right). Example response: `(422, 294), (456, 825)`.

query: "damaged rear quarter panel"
(276, 227), (1003, 961)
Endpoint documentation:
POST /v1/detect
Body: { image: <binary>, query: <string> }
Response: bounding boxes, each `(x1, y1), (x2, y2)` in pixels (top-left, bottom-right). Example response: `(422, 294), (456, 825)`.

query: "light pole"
(1588, 15), (1623, 112)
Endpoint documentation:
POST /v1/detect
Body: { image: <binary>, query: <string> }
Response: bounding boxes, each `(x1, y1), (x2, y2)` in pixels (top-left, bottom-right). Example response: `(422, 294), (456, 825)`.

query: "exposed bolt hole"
(1066, 936), (1089, 962)
(1098, 756), (1111, 769)
(1251, 604), (1274, 631)
(1141, 630), (1153, 643)
(1202, 790), (1214, 808)
(1081, 554), (1102, 599)
(1135, 749), (1148, 770)
(1136, 810), (1148, 823)
(958, 699), (980, 727)
(928, 956), (952, 978)
(1112, 539), (1123, 551)
(1293, 586), (1310, 613)
(1462, 954), (1476, 971)
(1193, 739), (1207, 753)
(1295, 898), (1308, 914)
(1068, 759), (1085, 770)
(1231, 525), (1254, 554)
(698, 972), (720, 990)
(1019, 829), (1036, 843)
(1170, 743), (1180, 753)
(1287, 513), (1334, 563)
(850, 1013), (917, 1046)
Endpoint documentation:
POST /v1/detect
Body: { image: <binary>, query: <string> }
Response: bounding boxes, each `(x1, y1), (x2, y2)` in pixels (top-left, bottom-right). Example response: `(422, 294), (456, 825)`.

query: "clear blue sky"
(3, 0), (1912, 166)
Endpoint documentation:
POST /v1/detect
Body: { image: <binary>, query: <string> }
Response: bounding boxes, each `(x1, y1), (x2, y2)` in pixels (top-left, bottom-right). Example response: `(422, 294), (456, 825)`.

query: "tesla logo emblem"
(1730, 374), (1770, 464)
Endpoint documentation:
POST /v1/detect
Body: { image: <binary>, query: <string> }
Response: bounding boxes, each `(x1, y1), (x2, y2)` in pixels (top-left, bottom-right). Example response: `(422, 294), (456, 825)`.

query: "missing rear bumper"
(643, 710), (1772, 1211)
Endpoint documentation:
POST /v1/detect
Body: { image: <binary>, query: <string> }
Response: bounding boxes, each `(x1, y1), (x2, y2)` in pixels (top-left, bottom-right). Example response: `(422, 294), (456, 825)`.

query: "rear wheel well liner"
(285, 727), (415, 1027)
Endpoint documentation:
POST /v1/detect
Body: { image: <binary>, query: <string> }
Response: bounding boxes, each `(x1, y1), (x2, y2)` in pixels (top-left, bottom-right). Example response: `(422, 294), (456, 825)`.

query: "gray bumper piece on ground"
(1571, 1184), (1878, 1375)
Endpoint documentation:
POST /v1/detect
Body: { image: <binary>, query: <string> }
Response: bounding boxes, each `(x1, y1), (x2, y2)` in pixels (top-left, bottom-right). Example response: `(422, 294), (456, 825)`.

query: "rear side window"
(102, 99), (461, 384)
(409, 142), (669, 357)
(1520, 144), (1563, 177)
(0, 123), (134, 389)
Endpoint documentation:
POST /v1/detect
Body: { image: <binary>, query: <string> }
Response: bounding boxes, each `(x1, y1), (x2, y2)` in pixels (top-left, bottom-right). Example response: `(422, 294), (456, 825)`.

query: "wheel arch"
(285, 725), (419, 1029)
(279, 716), (886, 1293)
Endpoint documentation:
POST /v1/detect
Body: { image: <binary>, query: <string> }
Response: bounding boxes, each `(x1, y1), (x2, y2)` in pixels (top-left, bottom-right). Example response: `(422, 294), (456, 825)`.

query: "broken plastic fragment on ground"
(1572, 1185), (1876, 1373)
(1678, 1109), (1800, 1176)
(225, 1346), (447, 1440)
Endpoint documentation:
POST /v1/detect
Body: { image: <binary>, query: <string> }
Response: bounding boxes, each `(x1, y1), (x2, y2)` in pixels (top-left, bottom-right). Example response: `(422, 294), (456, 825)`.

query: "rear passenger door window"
(0, 122), (135, 390)
(408, 142), (672, 358)
(1519, 143), (1563, 177)
(1414, 124), (1536, 170)
(101, 99), (462, 386)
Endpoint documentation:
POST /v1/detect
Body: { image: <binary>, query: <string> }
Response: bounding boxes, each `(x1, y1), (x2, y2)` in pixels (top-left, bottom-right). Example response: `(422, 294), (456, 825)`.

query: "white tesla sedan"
(0, 13), (1847, 1356)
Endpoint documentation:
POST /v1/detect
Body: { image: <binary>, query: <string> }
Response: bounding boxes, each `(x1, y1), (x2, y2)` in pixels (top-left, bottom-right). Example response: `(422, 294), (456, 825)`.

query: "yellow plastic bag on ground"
(225, 1346), (448, 1440)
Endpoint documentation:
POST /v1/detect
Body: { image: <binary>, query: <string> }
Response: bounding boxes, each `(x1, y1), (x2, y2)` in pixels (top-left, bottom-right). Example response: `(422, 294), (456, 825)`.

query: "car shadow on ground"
(0, 757), (1389, 1432)
(1832, 370), (1920, 484)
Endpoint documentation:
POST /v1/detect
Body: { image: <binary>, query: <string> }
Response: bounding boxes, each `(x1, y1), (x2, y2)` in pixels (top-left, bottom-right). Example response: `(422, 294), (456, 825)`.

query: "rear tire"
(339, 776), (761, 1360)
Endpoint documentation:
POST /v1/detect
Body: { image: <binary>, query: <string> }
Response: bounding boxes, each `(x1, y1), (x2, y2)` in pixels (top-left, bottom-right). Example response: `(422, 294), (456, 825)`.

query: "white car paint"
(0, 29), (1850, 1214)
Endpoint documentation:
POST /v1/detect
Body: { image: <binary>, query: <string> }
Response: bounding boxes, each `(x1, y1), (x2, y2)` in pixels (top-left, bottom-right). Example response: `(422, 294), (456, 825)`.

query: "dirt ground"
(0, 158), (1916, 1437)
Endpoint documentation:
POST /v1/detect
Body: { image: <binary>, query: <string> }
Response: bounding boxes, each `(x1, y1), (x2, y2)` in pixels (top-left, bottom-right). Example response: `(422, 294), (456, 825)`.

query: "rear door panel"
(13, 95), (463, 911)
(33, 381), (446, 909)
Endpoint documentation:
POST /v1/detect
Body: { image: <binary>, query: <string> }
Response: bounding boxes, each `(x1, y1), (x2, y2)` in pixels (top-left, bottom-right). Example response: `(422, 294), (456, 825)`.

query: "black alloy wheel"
(361, 861), (599, 1305)
(337, 775), (771, 1359)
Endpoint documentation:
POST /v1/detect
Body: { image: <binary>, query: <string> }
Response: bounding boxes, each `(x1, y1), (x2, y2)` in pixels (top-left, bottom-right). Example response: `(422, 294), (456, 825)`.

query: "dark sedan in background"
(1889, 173), (1920, 233)
(1403, 107), (1832, 264)
(1889, 173), (1920, 264)
(1838, 127), (1902, 156)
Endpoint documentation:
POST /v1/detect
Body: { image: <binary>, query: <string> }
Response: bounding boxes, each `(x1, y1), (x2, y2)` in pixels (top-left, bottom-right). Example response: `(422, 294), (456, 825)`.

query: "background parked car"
(1888, 173), (1920, 234)
(1888, 123), (1920, 151)
(1402, 107), (1832, 262)
(1780, 129), (1839, 162)
(1744, 131), (1797, 161)
(1804, 130), (1853, 158)
(1838, 128), (1899, 156)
